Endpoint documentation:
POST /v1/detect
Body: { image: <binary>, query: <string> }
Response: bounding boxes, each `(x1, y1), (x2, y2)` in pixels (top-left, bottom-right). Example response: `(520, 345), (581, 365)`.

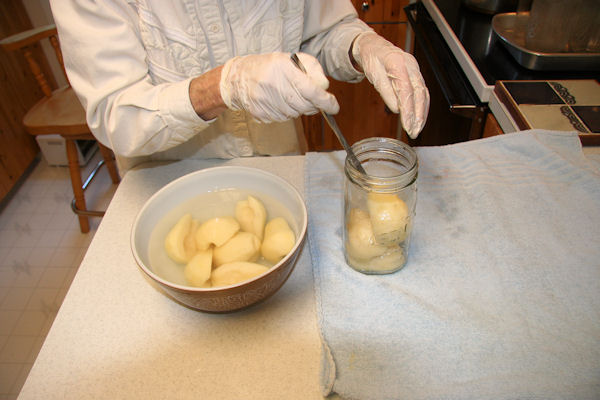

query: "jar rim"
(345, 137), (418, 191)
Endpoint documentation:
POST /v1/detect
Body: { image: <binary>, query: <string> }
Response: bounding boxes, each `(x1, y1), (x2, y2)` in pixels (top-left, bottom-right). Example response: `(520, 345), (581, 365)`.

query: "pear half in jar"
(345, 208), (388, 261)
(346, 246), (405, 273)
(366, 192), (409, 245)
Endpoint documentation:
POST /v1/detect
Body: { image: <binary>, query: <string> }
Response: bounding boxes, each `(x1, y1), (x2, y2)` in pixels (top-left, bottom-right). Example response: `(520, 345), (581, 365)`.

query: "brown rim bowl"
(130, 166), (307, 313)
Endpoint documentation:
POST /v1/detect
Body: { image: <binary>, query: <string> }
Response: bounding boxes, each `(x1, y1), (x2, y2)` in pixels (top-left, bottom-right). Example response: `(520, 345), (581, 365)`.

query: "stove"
(423, 0), (599, 101)
(405, 0), (599, 144)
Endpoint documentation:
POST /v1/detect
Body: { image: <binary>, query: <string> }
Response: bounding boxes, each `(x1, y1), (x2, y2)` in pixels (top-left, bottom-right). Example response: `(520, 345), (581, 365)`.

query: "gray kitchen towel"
(305, 130), (600, 400)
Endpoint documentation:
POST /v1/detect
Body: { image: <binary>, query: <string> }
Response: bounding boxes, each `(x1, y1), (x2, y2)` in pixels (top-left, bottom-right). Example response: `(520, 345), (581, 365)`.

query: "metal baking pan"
(492, 12), (600, 71)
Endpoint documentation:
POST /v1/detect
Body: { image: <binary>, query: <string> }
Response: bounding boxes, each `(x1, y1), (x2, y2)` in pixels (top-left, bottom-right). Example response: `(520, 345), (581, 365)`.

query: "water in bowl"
(148, 188), (297, 286)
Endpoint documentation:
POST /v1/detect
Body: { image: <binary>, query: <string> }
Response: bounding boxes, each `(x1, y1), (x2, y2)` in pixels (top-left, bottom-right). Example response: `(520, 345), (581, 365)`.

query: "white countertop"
(18, 145), (600, 400)
(18, 156), (325, 400)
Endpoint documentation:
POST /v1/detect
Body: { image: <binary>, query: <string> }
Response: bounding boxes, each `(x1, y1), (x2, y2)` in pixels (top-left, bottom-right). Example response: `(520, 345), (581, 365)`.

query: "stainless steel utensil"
(290, 53), (366, 174)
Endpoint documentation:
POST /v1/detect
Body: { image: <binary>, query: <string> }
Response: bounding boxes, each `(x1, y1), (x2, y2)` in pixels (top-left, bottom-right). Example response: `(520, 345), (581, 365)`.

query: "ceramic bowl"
(131, 166), (307, 313)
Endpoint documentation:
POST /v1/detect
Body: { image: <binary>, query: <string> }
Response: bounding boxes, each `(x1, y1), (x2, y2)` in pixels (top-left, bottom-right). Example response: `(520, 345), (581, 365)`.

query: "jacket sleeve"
(300, 0), (373, 83)
(50, 0), (208, 157)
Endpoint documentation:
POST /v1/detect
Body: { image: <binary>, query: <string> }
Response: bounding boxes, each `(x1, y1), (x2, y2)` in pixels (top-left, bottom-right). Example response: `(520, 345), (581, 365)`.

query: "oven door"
(405, 2), (487, 146)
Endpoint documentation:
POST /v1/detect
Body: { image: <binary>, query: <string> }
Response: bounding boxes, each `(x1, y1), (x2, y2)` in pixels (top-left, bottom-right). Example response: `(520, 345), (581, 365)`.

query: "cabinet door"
(353, 0), (408, 23)
(303, 0), (409, 152)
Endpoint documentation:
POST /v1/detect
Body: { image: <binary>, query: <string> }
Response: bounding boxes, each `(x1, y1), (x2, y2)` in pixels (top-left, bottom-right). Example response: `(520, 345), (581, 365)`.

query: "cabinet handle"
(362, 1), (369, 11)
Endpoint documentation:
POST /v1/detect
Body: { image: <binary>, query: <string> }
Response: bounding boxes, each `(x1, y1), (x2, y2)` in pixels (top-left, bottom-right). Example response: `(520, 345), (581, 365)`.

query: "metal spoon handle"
(320, 112), (367, 174)
(290, 53), (367, 174)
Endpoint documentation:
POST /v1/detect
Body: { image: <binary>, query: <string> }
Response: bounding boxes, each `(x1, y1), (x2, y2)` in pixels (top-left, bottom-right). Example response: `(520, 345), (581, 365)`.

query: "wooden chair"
(0, 24), (120, 233)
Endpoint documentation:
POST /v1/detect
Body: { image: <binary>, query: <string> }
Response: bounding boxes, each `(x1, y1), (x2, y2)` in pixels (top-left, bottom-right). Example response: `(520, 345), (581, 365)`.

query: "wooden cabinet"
(0, 0), (48, 203)
(482, 112), (504, 138)
(303, 0), (409, 152)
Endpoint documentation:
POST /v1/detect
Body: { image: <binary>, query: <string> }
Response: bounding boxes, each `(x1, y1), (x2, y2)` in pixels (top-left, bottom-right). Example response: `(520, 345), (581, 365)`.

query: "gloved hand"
(219, 52), (339, 123)
(352, 31), (430, 139)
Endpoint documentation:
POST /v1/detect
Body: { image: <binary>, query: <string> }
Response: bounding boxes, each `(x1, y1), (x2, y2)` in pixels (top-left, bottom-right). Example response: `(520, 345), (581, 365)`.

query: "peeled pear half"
(346, 247), (405, 273)
(184, 249), (213, 287)
(213, 231), (261, 267)
(235, 195), (267, 240)
(345, 208), (388, 261)
(195, 216), (240, 251)
(366, 192), (409, 244)
(261, 217), (296, 263)
(211, 261), (269, 287)
(164, 214), (198, 264)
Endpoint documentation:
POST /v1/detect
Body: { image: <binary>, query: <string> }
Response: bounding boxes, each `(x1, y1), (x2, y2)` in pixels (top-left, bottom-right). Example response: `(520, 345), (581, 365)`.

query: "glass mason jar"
(343, 137), (418, 274)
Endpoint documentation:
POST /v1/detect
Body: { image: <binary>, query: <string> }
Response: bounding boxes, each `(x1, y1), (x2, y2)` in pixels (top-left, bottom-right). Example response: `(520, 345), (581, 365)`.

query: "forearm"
(189, 66), (228, 120)
(76, 75), (211, 158)
(52, 0), (218, 158)
(301, 0), (372, 82)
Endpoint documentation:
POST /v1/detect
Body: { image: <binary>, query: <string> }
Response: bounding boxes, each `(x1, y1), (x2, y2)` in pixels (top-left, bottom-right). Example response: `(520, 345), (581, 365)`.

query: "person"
(50, 0), (429, 171)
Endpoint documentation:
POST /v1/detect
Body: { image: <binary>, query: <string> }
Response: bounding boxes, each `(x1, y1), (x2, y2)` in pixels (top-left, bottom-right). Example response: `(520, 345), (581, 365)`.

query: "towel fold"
(306, 130), (600, 400)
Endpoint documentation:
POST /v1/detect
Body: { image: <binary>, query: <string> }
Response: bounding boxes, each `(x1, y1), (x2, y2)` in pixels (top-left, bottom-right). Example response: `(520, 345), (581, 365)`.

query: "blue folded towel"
(305, 130), (600, 400)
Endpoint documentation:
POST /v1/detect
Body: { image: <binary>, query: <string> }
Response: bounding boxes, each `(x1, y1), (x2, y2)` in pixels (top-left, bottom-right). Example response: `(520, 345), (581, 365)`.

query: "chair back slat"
(0, 24), (64, 98)
(22, 47), (52, 97)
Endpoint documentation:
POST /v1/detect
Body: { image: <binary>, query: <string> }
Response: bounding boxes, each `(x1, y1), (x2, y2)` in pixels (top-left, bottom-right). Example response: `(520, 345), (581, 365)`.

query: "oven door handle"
(405, 3), (482, 119)
(449, 104), (483, 118)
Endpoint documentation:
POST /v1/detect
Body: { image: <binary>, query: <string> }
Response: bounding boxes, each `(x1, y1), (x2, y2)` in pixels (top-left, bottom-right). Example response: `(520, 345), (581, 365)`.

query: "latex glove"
(220, 52), (339, 123)
(352, 31), (430, 139)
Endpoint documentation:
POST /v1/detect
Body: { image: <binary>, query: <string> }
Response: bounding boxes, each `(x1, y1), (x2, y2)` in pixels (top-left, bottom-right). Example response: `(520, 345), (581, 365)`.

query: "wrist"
(351, 31), (382, 72)
(349, 35), (363, 72)
(189, 66), (228, 121)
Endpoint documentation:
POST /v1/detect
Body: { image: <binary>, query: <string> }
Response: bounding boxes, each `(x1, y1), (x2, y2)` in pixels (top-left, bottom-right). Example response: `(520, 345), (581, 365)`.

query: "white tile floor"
(0, 148), (118, 400)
